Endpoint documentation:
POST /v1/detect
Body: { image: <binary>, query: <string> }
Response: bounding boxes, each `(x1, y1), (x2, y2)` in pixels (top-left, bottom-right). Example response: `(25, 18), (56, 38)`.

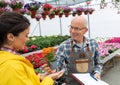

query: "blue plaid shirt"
(55, 37), (103, 75)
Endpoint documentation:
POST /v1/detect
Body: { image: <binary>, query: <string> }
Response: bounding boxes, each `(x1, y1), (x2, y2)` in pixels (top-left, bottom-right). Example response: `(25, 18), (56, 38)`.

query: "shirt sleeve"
(55, 45), (68, 72)
(93, 40), (103, 75)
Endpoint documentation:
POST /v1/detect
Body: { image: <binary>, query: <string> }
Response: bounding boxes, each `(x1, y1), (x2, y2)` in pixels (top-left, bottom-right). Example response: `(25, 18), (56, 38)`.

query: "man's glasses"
(68, 25), (86, 31)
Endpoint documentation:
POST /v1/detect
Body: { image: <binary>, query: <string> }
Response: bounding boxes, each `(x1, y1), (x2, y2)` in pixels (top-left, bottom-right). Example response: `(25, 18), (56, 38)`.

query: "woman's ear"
(7, 33), (15, 42)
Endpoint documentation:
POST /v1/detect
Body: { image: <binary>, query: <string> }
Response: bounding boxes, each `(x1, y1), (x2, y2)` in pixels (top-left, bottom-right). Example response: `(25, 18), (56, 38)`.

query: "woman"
(0, 12), (64, 85)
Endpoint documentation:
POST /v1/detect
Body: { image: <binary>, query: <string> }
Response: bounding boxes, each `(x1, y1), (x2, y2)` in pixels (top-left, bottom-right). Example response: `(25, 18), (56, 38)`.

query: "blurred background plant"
(9, 0), (24, 9)
(0, 0), (8, 8)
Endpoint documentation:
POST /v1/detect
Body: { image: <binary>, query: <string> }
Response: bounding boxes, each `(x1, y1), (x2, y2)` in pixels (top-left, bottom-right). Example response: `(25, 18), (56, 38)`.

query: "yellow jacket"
(0, 51), (54, 85)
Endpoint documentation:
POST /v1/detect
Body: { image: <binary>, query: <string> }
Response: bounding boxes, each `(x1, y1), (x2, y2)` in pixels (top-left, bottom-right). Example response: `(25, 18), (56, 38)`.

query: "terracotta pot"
(13, 8), (20, 13)
(49, 14), (55, 19)
(55, 11), (59, 15)
(64, 12), (69, 17)
(89, 11), (93, 14)
(58, 14), (63, 18)
(84, 11), (89, 15)
(77, 11), (82, 16)
(42, 15), (46, 20)
(31, 10), (37, 18)
(36, 18), (40, 21)
(72, 13), (76, 16)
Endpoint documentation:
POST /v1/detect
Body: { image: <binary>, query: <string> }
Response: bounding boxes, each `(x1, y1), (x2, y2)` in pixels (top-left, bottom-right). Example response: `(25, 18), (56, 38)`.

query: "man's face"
(69, 21), (87, 42)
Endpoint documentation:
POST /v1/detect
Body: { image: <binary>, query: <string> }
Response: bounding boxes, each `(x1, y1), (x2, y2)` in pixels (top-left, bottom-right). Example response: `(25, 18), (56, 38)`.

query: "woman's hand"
(38, 69), (57, 80)
(48, 70), (65, 80)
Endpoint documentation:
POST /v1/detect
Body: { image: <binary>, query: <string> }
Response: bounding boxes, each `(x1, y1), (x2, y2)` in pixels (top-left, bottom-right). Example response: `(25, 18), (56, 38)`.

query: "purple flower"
(9, 0), (24, 9)
(76, 6), (84, 12)
(20, 8), (26, 14)
(24, 1), (41, 11)
(35, 13), (41, 21)
(63, 6), (72, 13)
(0, 7), (11, 12)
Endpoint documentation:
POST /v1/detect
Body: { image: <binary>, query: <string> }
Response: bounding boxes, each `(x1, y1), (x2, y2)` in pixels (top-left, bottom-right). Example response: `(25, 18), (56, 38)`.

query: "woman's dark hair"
(0, 12), (30, 48)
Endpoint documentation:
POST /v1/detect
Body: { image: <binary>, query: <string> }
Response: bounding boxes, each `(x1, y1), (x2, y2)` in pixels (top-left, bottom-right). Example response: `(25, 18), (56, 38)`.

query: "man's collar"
(71, 37), (89, 48)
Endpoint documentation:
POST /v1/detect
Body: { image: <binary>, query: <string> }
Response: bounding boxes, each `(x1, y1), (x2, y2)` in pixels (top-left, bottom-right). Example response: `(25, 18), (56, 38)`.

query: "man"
(55, 16), (103, 85)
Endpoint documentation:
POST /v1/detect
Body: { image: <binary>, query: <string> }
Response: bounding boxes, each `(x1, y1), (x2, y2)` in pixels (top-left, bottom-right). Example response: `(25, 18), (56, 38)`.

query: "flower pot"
(36, 18), (40, 21)
(84, 11), (89, 15)
(44, 10), (50, 15)
(58, 14), (63, 18)
(72, 13), (76, 16)
(64, 12), (69, 17)
(13, 8), (21, 13)
(55, 11), (59, 15)
(49, 14), (55, 19)
(89, 11), (93, 14)
(77, 11), (82, 16)
(31, 10), (37, 18)
(42, 15), (46, 20)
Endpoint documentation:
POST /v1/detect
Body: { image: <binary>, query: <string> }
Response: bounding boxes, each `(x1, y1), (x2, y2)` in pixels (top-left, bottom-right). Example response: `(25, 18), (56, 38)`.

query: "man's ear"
(7, 33), (15, 42)
(83, 28), (88, 34)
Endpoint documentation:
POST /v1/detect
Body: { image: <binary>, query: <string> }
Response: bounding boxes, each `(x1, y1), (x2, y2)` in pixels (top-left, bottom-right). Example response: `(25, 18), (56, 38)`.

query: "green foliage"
(0, 1), (7, 8)
(26, 35), (70, 50)
(115, 0), (120, 2)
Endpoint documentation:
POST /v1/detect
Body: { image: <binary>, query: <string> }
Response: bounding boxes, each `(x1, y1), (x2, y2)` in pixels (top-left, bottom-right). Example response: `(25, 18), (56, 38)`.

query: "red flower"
(42, 3), (53, 11)
(25, 52), (47, 68)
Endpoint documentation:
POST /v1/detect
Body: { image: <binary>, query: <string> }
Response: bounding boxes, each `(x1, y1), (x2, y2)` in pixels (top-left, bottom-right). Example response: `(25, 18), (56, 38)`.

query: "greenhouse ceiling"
(29, 0), (87, 6)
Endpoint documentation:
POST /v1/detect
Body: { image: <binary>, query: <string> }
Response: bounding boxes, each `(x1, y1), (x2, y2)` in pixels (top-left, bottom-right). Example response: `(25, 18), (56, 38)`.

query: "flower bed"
(25, 47), (57, 74)
(98, 42), (120, 59)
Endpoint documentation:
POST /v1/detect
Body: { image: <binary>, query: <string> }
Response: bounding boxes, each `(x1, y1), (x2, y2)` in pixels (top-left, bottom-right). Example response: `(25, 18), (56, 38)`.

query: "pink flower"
(30, 45), (37, 49)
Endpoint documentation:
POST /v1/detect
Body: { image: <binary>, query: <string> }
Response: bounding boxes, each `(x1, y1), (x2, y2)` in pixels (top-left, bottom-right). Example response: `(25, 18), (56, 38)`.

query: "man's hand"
(94, 73), (101, 80)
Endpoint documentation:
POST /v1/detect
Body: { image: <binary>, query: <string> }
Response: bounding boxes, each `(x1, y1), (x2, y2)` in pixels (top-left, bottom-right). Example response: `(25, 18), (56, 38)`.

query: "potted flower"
(42, 3), (52, 12)
(83, 8), (89, 15)
(35, 13), (41, 21)
(9, 0), (24, 12)
(88, 8), (95, 14)
(41, 12), (47, 20)
(48, 10), (55, 19)
(53, 6), (63, 15)
(63, 6), (72, 17)
(58, 10), (63, 18)
(72, 8), (77, 16)
(76, 6), (84, 16)
(24, 1), (41, 18)
(24, 1), (41, 11)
